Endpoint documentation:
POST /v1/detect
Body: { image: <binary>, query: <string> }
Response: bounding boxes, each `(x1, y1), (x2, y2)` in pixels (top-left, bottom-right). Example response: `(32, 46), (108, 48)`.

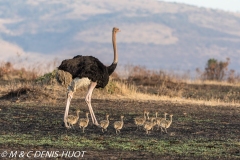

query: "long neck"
(147, 113), (149, 120)
(121, 117), (124, 123)
(107, 31), (118, 75)
(166, 116), (173, 128)
(164, 114), (167, 120)
(151, 118), (155, 126)
(77, 112), (80, 117)
(86, 114), (89, 122)
(151, 118), (154, 123)
(112, 31), (118, 64)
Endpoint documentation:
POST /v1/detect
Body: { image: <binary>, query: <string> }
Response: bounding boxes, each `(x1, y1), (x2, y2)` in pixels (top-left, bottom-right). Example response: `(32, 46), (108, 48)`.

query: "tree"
(203, 58), (230, 81)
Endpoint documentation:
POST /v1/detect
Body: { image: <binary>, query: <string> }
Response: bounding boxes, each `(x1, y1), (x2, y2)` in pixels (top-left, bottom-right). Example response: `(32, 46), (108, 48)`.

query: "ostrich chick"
(67, 109), (80, 129)
(114, 115), (124, 134)
(79, 112), (89, 133)
(156, 112), (168, 130)
(150, 112), (158, 131)
(100, 114), (110, 133)
(143, 117), (155, 134)
(160, 114), (173, 134)
(134, 111), (149, 131)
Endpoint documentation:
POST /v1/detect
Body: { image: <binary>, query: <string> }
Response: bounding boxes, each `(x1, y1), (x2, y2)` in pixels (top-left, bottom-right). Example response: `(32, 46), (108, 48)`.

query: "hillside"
(0, 0), (240, 72)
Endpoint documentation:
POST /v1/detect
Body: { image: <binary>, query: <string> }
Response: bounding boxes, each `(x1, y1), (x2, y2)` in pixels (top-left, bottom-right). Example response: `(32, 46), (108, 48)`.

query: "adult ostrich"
(58, 27), (120, 128)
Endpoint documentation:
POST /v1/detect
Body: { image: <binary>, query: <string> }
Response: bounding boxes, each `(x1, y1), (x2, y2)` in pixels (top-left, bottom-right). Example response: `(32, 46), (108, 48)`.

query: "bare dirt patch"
(0, 95), (240, 159)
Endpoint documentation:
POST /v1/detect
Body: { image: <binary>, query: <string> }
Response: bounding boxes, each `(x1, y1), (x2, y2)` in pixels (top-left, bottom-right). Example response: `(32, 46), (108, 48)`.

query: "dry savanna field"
(0, 68), (240, 159)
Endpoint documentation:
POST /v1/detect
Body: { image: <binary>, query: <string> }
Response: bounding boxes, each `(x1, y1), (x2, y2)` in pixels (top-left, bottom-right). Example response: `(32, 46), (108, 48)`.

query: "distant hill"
(0, 0), (240, 73)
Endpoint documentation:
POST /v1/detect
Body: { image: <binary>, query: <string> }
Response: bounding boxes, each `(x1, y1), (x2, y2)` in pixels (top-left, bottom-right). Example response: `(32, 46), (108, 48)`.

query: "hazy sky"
(161, 0), (240, 12)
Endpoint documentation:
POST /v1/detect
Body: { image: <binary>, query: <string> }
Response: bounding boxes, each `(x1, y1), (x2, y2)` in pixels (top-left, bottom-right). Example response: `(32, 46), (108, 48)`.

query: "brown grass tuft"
(0, 82), (57, 104)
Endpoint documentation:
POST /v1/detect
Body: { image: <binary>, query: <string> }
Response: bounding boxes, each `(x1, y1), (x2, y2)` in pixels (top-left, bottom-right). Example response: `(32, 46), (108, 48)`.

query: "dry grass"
(1, 77), (240, 108)
(0, 81), (57, 104)
(110, 82), (240, 107)
(1, 62), (240, 108)
(0, 60), (59, 81)
(72, 80), (240, 107)
(188, 79), (240, 87)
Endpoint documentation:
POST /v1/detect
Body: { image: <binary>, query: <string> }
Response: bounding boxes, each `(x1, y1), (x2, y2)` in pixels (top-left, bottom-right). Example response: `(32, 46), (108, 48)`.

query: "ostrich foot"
(93, 122), (100, 127)
(62, 122), (71, 129)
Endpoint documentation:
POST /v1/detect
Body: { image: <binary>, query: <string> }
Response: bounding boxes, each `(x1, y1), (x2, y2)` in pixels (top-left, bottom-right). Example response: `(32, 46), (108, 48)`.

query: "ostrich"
(143, 117), (155, 135)
(134, 111), (149, 131)
(79, 112), (89, 133)
(58, 27), (120, 128)
(160, 114), (173, 134)
(67, 109), (80, 129)
(100, 114), (110, 133)
(156, 112), (168, 130)
(114, 115), (124, 134)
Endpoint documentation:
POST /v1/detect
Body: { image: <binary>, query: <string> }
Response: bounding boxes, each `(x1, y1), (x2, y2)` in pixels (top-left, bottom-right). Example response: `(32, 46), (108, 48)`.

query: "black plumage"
(60, 27), (120, 128)
(58, 55), (117, 88)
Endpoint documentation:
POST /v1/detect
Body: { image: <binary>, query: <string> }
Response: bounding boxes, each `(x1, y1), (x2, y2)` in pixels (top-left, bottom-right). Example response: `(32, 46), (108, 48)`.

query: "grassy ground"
(0, 80), (240, 159)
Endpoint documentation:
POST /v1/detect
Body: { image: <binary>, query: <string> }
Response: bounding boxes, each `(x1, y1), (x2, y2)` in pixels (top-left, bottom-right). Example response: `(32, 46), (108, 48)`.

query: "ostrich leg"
(85, 82), (99, 126)
(64, 90), (73, 128)
(63, 78), (90, 128)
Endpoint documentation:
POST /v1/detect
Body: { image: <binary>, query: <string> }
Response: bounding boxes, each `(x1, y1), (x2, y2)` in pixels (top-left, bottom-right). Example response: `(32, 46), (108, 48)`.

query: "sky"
(161, 0), (240, 12)
(1, 0), (240, 73)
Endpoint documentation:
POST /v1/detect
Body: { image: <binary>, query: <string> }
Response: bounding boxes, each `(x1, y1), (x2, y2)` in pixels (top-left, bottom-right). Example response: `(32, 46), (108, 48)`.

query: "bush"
(203, 58), (229, 81)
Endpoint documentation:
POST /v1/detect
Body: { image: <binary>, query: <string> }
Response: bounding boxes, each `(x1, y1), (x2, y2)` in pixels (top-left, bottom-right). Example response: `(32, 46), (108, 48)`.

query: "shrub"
(203, 58), (229, 81)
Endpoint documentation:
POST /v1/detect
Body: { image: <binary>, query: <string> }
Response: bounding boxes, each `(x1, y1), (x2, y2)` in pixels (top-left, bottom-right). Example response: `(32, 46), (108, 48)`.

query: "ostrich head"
(113, 27), (120, 33)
